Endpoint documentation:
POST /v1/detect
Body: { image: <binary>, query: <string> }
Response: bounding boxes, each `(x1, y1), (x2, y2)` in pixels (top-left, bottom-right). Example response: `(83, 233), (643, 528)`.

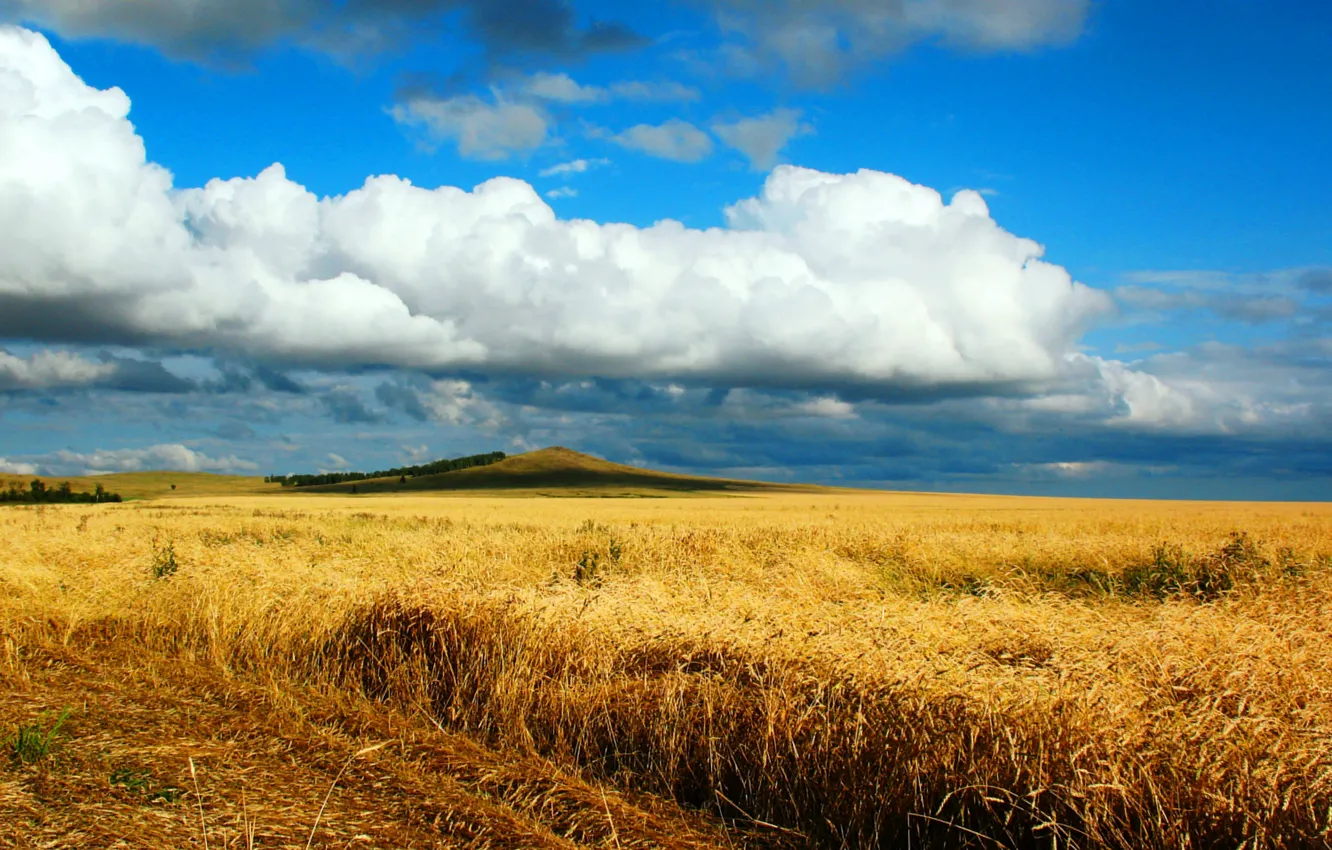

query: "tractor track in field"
(0, 639), (782, 850)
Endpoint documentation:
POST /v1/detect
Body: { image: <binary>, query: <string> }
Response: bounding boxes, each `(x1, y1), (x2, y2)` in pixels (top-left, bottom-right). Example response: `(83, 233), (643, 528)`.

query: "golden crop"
(2, 492), (1330, 848)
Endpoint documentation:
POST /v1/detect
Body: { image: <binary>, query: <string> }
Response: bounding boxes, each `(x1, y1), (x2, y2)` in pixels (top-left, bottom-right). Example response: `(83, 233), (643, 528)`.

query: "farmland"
(2, 486), (1330, 848)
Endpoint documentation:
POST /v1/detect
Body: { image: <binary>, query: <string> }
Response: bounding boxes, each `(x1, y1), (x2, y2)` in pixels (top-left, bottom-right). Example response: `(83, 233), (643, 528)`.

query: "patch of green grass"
(8, 707), (72, 764)
(110, 767), (185, 803)
(151, 540), (180, 579)
(110, 766), (153, 792)
(1057, 531), (1280, 602)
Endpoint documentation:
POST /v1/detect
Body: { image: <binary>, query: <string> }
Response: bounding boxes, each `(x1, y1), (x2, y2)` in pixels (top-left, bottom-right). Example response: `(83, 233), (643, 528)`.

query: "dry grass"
(0, 471), (278, 501)
(2, 491), (1330, 848)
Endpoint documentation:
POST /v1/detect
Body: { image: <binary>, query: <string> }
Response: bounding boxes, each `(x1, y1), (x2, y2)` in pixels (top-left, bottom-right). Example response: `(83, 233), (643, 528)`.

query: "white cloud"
(608, 80), (701, 103)
(545, 187), (577, 199)
(539, 157), (609, 178)
(401, 444), (430, 463)
(1001, 344), (1332, 436)
(713, 108), (813, 170)
(390, 92), (548, 160)
(521, 71), (607, 104)
(0, 349), (115, 389)
(794, 396), (857, 418)
(1015, 460), (1174, 481)
(50, 444), (258, 474)
(904, 0), (1089, 50)
(389, 73), (703, 162)
(519, 73), (701, 105)
(610, 118), (715, 162)
(1087, 355), (1201, 429)
(419, 379), (504, 428)
(0, 458), (37, 475)
(0, 26), (1116, 398)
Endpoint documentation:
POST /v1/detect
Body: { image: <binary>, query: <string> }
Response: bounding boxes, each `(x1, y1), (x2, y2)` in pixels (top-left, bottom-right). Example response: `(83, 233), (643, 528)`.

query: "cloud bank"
(0, 349), (115, 390)
(46, 444), (258, 475)
(0, 0), (642, 61)
(0, 26), (1110, 398)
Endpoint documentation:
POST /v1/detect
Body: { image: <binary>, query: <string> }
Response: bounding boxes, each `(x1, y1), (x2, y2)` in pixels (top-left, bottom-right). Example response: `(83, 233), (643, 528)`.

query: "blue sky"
(0, 0), (1329, 498)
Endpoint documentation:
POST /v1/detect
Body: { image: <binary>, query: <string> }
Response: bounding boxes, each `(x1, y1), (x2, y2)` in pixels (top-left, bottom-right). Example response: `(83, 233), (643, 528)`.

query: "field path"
(0, 640), (759, 849)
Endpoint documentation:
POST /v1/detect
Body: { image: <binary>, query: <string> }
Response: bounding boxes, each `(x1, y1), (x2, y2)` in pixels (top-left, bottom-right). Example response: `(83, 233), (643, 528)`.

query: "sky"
(0, 0), (1329, 499)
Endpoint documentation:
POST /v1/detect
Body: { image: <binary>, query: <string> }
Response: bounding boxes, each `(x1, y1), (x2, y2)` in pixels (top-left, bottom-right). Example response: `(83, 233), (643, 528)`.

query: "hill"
(304, 447), (825, 497)
(0, 471), (278, 501)
(0, 448), (827, 502)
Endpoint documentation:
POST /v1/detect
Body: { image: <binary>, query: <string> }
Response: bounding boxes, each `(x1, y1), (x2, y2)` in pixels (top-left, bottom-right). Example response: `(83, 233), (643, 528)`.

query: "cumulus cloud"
(399, 71), (702, 158)
(375, 378), (502, 427)
(0, 457), (37, 475)
(713, 108), (813, 170)
(609, 118), (715, 162)
(1, 27), (1117, 401)
(0, 349), (115, 390)
(711, 0), (1090, 85)
(45, 443), (258, 474)
(391, 92), (548, 159)
(997, 340), (1332, 439)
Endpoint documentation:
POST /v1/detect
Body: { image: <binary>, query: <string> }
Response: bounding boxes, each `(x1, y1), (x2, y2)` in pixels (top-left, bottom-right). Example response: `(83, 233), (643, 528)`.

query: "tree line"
(264, 451), (507, 488)
(1, 480), (123, 504)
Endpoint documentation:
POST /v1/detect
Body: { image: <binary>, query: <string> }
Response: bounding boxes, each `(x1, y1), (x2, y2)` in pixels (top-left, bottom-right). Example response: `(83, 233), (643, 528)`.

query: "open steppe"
(2, 477), (1330, 847)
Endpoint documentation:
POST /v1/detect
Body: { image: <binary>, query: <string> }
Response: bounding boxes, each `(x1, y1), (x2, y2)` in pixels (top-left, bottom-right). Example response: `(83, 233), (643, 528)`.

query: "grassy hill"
(303, 447), (824, 497)
(0, 471), (278, 501)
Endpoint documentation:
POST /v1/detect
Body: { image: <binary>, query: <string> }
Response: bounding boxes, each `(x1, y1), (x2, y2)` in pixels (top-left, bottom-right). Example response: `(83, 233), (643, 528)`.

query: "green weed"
(111, 766), (185, 803)
(8, 707), (72, 764)
(151, 539), (180, 580)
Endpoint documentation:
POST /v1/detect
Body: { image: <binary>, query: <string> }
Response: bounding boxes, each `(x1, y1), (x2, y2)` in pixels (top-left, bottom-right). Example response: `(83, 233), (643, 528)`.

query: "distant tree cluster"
(1, 480), (123, 504)
(265, 451), (507, 488)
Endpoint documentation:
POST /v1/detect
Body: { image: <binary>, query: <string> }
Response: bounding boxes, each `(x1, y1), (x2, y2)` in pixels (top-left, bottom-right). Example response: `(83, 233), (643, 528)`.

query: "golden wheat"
(2, 492), (1330, 847)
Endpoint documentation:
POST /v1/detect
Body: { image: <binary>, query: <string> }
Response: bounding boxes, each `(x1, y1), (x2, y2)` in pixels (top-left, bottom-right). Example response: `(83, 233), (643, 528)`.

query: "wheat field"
(2, 492), (1330, 848)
